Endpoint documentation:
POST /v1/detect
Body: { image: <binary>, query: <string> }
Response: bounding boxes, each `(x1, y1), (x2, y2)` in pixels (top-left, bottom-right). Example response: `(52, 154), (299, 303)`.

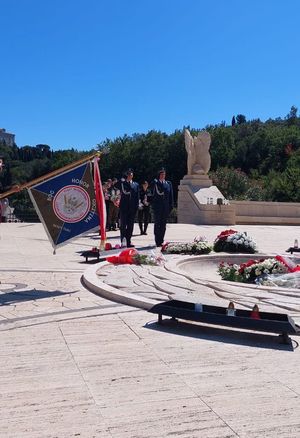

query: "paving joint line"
(144, 337), (241, 437)
(0, 268), (84, 273)
(1, 308), (142, 332)
(117, 312), (144, 340)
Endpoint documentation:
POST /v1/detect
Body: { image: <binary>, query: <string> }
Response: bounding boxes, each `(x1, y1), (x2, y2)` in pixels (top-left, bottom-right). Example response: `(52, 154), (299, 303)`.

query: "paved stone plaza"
(0, 223), (300, 437)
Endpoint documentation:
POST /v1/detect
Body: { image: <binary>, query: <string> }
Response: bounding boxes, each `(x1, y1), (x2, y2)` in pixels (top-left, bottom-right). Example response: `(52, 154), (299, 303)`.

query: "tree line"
(97, 105), (300, 202)
(1, 106), (300, 219)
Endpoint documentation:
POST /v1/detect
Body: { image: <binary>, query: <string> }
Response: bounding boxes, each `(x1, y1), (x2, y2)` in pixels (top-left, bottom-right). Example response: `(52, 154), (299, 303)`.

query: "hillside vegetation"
(1, 107), (300, 218)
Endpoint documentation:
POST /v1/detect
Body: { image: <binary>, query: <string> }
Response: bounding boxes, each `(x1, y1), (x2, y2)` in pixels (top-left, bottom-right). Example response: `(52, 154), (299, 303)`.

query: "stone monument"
(177, 129), (235, 224)
(184, 129), (211, 176)
(180, 129), (213, 188)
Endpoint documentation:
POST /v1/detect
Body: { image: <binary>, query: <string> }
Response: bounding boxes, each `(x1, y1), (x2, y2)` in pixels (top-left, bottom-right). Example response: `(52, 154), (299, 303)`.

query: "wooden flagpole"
(0, 151), (101, 200)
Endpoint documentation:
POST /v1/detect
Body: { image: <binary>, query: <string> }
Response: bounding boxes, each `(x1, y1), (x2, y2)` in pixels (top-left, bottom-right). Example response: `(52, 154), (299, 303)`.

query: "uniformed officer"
(115, 169), (139, 247)
(138, 180), (152, 235)
(150, 168), (174, 247)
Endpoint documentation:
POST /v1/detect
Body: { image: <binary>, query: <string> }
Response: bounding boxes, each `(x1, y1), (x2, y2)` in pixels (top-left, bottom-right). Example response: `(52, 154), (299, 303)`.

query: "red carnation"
(216, 229), (238, 241)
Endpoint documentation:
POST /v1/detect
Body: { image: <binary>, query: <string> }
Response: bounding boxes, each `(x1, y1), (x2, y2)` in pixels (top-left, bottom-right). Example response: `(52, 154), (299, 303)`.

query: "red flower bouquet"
(106, 248), (138, 265)
(106, 249), (163, 266)
(218, 257), (289, 283)
(216, 229), (238, 241)
(213, 229), (257, 253)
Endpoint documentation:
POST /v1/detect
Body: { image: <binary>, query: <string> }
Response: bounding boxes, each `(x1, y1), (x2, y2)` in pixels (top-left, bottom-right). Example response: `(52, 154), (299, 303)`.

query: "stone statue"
(184, 129), (211, 175)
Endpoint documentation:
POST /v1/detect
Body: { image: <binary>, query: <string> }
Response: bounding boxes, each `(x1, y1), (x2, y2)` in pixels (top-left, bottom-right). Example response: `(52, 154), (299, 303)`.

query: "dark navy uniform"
(151, 176), (174, 246)
(138, 185), (152, 235)
(115, 177), (139, 246)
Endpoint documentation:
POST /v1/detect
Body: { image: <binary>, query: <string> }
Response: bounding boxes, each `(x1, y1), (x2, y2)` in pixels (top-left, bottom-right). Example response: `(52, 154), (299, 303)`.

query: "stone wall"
(177, 175), (300, 226)
(177, 180), (300, 225)
(232, 200), (300, 225)
(0, 129), (15, 147)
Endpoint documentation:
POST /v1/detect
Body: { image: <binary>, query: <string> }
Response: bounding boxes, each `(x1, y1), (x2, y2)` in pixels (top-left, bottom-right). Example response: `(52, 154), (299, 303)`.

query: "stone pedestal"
(180, 175), (213, 188)
(177, 175), (236, 225)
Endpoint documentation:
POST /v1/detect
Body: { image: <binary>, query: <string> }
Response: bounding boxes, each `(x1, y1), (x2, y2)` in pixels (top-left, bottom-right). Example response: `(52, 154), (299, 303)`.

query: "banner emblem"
(53, 185), (91, 223)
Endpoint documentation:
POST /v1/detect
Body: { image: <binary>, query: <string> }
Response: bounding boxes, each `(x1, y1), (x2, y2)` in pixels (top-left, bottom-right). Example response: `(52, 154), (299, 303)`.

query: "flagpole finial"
(93, 152), (101, 160)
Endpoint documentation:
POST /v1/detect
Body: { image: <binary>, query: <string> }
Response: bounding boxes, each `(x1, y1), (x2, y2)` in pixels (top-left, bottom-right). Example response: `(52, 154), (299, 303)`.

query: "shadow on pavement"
(144, 318), (298, 352)
(0, 303), (137, 331)
(0, 288), (78, 305)
(78, 258), (106, 264)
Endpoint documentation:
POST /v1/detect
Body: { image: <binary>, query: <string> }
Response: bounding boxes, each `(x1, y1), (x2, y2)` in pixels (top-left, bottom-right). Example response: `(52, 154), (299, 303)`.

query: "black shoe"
(127, 244), (135, 248)
(143, 232), (147, 235)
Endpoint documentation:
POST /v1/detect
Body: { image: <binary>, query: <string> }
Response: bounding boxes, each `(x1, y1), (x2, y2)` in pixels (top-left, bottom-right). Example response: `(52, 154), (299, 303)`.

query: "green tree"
(236, 114), (247, 125)
(287, 105), (298, 119)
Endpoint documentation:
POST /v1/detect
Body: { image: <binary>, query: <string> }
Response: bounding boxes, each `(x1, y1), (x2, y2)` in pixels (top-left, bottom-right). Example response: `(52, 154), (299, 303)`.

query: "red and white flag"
(93, 156), (106, 247)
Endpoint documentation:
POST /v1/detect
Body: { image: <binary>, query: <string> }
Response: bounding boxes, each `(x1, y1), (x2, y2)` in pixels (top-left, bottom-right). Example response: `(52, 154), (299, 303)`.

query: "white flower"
(194, 235), (207, 243)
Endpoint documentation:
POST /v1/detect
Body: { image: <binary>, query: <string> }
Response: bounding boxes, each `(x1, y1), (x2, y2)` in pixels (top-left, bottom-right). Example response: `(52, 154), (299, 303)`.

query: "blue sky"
(1, 0), (300, 150)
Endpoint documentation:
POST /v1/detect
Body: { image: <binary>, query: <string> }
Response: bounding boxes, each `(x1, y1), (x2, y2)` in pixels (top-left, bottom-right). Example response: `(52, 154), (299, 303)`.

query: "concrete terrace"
(0, 222), (300, 437)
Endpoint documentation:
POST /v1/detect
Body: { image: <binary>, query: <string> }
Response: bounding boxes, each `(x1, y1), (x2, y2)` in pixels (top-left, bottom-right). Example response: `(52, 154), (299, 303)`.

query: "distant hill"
(1, 107), (300, 220)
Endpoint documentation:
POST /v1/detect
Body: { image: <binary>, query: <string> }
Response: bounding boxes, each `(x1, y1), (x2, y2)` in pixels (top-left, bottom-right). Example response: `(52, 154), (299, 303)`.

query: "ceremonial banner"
(28, 162), (100, 249)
